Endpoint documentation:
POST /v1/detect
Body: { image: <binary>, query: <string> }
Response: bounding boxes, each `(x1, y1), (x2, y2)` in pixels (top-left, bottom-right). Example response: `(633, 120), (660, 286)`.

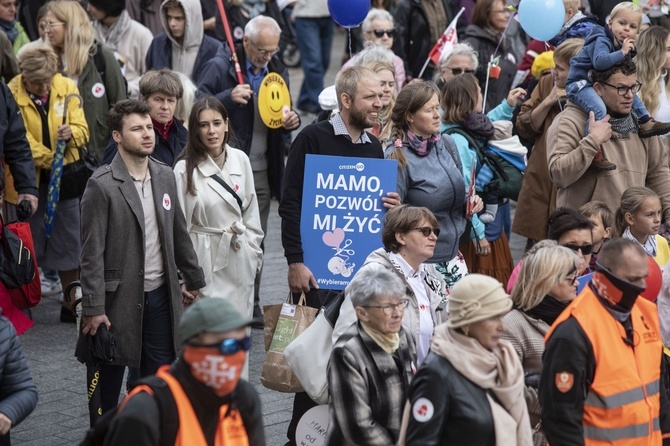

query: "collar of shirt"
(329, 112), (372, 144)
(388, 251), (425, 280)
(130, 169), (151, 185)
(245, 59), (268, 95)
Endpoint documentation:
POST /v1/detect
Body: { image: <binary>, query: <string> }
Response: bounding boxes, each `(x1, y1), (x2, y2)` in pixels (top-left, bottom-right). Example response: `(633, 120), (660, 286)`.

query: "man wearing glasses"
(199, 15), (300, 326)
(547, 60), (670, 224)
(103, 297), (265, 445)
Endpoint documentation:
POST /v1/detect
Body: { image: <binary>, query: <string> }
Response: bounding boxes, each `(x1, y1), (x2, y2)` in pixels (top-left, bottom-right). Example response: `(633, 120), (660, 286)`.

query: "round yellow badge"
(258, 72), (291, 129)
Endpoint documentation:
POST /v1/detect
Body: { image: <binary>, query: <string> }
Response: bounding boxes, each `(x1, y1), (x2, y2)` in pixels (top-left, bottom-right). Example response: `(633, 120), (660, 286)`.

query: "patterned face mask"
(183, 346), (245, 397)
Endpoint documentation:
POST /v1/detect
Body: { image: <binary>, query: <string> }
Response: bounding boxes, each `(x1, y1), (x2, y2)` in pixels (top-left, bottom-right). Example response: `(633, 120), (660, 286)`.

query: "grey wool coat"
(77, 155), (205, 367)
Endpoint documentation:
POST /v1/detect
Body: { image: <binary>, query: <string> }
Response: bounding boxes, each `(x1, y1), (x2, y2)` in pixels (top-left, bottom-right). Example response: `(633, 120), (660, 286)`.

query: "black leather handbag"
(59, 145), (99, 201)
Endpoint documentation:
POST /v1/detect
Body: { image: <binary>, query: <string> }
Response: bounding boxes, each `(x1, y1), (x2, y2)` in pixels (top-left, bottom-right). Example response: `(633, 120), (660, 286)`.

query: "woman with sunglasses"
(503, 241), (582, 445)
(342, 8), (405, 90)
(435, 42), (479, 90)
(513, 39), (584, 249)
(326, 264), (416, 446)
(44, 0), (126, 161)
(334, 205), (446, 366)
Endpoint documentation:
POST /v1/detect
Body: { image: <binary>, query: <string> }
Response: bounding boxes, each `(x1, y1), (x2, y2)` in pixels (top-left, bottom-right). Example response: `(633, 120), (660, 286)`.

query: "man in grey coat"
(78, 99), (205, 415)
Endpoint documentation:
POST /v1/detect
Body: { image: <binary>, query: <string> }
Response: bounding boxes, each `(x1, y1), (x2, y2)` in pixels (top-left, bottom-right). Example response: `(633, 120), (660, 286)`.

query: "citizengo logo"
(338, 162), (365, 171)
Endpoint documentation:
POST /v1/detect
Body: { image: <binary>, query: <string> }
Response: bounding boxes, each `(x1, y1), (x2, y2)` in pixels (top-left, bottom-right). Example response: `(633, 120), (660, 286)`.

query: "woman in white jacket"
(174, 97), (263, 345)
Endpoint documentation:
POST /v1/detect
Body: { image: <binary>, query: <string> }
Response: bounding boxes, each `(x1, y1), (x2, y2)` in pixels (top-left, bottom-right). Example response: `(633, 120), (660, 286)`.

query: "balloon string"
(348, 28), (353, 60)
(544, 41), (563, 112)
(492, 14), (513, 61)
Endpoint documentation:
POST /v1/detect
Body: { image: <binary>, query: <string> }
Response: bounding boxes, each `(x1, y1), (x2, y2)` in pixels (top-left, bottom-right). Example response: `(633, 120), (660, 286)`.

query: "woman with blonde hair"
(8, 43), (89, 322)
(359, 58), (396, 143)
(637, 26), (670, 124)
(44, 0), (126, 160)
(503, 242), (582, 444)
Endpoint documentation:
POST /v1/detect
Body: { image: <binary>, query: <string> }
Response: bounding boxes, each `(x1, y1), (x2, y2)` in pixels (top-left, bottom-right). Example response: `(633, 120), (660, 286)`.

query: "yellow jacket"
(6, 73), (89, 204)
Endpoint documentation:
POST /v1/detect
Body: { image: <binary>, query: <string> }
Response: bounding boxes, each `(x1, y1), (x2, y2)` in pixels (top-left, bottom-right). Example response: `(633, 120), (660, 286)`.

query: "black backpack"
(442, 127), (524, 201)
(0, 219), (34, 289)
(80, 376), (177, 446)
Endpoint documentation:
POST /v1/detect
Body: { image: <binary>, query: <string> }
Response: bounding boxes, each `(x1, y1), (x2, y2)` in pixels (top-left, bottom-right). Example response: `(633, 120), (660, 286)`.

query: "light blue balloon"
(518, 0), (566, 41)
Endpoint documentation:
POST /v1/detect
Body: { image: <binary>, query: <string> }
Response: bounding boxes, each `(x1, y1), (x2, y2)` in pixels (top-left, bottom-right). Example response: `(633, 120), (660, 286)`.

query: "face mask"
(592, 263), (646, 312)
(183, 346), (245, 397)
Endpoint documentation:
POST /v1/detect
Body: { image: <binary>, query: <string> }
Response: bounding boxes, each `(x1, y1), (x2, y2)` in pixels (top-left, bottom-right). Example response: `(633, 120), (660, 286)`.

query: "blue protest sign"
(576, 273), (592, 294)
(300, 154), (398, 290)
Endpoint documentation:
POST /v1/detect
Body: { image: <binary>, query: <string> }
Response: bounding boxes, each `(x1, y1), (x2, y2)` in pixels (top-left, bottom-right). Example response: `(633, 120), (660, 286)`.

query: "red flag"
(427, 9), (466, 65)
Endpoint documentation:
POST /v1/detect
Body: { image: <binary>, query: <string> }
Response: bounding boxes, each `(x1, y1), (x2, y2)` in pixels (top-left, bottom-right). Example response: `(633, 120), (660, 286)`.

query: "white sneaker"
(41, 278), (63, 296)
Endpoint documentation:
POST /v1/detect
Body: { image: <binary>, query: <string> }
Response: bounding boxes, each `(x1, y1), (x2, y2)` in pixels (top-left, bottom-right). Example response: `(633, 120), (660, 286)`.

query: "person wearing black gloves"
(540, 238), (670, 445)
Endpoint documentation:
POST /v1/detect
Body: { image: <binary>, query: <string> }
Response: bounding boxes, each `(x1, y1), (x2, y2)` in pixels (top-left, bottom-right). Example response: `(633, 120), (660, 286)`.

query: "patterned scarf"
(0, 19), (18, 43)
(609, 111), (639, 137)
(92, 10), (132, 48)
(463, 112), (495, 143)
(406, 130), (440, 157)
(622, 227), (657, 257)
(241, 0), (266, 18)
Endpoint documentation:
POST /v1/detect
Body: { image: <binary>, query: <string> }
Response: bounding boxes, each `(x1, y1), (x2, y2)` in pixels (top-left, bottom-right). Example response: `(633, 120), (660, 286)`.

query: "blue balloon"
(328, 0), (371, 28)
(518, 0), (566, 41)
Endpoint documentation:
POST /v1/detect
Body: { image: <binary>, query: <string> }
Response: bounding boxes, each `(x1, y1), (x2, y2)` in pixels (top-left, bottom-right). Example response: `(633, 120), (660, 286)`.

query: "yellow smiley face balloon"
(258, 72), (291, 129)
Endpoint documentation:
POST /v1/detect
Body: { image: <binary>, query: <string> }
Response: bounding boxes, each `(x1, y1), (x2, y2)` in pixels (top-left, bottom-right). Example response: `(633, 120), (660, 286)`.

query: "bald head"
(599, 238), (648, 287)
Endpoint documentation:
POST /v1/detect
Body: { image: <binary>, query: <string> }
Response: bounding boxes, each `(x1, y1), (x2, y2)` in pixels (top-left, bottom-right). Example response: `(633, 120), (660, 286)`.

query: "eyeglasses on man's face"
(193, 336), (251, 356)
(601, 81), (642, 96)
(248, 39), (280, 57)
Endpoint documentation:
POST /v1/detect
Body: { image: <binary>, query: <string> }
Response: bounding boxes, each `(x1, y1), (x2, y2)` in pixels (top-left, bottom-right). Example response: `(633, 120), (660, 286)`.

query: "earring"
(461, 326), (470, 336)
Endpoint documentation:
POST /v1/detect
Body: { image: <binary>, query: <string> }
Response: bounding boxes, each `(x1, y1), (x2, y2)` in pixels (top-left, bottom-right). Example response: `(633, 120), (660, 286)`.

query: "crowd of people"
(0, 0), (670, 444)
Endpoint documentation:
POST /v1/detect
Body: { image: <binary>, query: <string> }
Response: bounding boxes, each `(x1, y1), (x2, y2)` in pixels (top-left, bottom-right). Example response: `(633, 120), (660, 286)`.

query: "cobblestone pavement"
(9, 28), (528, 445)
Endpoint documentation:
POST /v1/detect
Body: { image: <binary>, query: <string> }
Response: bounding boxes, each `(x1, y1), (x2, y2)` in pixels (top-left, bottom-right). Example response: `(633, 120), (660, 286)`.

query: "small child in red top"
(579, 200), (613, 271)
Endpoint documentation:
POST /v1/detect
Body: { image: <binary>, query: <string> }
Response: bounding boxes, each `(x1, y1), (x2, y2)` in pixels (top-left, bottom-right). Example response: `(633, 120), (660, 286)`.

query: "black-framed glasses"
(248, 40), (280, 57)
(193, 336), (251, 356)
(564, 273), (578, 284)
(412, 226), (440, 237)
(446, 67), (476, 76)
(368, 28), (395, 38)
(601, 81), (642, 96)
(364, 299), (409, 315)
(561, 243), (594, 255)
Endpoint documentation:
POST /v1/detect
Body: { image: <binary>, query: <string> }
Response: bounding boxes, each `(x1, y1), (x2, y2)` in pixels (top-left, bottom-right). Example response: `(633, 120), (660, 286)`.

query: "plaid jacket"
(325, 323), (416, 446)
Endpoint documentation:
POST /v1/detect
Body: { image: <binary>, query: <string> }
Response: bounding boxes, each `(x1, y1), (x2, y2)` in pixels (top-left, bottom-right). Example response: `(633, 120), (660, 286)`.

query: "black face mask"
(592, 262), (646, 312)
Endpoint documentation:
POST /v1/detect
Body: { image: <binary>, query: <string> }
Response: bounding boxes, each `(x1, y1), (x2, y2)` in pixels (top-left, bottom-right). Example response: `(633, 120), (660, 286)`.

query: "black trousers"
(98, 284), (175, 414)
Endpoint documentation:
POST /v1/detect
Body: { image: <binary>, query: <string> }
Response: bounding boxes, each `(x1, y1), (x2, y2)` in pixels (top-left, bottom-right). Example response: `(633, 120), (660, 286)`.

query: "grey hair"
(438, 42), (479, 72)
(362, 8), (394, 32)
(174, 72), (197, 124)
(244, 15), (281, 40)
(353, 42), (395, 66)
(348, 263), (406, 308)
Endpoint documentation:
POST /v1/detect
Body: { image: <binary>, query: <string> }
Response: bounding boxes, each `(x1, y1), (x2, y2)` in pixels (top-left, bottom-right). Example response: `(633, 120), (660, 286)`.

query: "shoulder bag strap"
(210, 174), (243, 211)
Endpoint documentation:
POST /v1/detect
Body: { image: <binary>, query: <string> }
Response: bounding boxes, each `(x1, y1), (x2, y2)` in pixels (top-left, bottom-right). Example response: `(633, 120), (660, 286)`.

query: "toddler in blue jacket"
(566, 2), (670, 170)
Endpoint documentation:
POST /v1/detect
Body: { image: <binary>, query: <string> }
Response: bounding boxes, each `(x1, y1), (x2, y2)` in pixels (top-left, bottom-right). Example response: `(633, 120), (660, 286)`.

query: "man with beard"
(278, 65), (401, 445)
(78, 99), (205, 415)
(547, 60), (670, 219)
(540, 238), (670, 445)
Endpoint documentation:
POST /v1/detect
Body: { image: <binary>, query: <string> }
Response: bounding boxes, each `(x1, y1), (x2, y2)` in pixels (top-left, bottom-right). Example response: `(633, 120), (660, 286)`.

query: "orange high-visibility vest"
(546, 286), (663, 445)
(122, 366), (250, 446)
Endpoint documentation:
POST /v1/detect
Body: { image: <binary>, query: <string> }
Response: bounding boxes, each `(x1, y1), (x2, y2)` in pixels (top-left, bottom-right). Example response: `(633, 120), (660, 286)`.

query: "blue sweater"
(566, 25), (631, 86)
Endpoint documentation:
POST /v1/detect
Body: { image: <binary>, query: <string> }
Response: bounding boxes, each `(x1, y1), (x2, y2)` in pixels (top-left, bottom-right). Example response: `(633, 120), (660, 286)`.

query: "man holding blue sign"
(278, 66), (401, 445)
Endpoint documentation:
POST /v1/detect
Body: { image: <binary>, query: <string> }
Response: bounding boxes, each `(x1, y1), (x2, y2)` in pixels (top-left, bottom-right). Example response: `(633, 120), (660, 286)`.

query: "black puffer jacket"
(0, 313), (37, 428)
(393, 0), (462, 80)
(405, 351), (495, 445)
(463, 24), (519, 113)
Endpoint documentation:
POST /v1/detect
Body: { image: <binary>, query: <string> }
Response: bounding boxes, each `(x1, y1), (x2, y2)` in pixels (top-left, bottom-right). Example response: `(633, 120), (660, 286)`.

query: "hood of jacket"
(160, 0), (202, 51)
(464, 24), (498, 44)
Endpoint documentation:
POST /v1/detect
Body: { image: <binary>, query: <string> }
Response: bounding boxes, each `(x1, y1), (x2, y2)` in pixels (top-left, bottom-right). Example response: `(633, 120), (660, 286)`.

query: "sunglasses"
(447, 67), (476, 75)
(194, 336), (251, 356)
(368, 28), (395, 38)
(561, 243), (594, 255)
(412, 226), (440, 237)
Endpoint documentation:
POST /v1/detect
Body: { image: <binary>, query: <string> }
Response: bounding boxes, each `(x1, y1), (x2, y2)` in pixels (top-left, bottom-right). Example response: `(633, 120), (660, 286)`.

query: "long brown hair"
(440, 73), (480, 125)
(178, 96), (235, 196)
(388, 81), (440, 167)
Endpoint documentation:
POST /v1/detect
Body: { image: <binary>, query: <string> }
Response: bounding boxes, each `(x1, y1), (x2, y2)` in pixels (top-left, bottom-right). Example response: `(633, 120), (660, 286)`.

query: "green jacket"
(11, 22), (29, 55)
(77, 43), (127, 160)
